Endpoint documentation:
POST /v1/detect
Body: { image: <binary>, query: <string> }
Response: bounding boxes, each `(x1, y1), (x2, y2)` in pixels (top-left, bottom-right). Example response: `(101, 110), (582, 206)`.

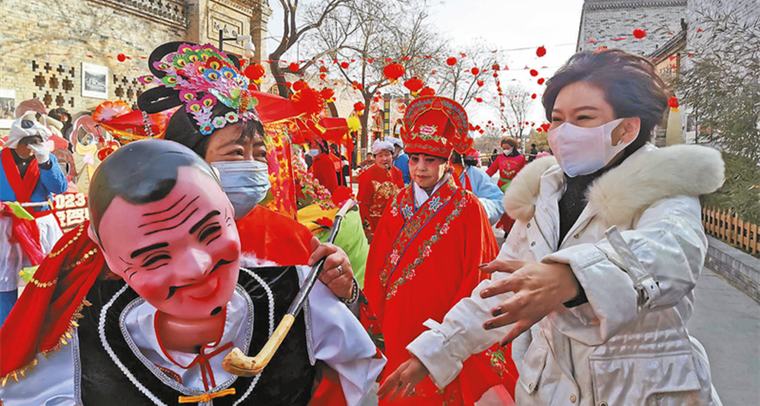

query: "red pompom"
(446, 57), (457, 66)
(529, 69), (539, 77)
(117, 53), (126, 62)
(633, 29), (647, 39)
(536, 46), (547, 57)
(289, 62), (300, 72)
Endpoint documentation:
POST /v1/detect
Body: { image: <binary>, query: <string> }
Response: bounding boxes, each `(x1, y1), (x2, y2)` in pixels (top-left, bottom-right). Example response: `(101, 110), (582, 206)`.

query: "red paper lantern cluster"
(383, 62), (406, 83)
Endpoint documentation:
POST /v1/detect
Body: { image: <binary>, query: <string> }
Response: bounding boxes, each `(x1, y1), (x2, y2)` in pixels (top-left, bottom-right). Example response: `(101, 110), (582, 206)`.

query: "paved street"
(688, 268), (760, 406)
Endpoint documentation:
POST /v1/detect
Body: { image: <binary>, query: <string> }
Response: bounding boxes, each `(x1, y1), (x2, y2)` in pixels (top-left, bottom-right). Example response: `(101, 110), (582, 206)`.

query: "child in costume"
(0, 140), (384, 405)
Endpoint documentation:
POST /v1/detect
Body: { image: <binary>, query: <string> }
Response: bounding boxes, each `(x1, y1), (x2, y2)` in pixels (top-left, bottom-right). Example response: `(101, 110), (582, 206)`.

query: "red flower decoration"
(633, 29), (647, 39)
(536, 46), (547, 57)
(446, 57), (457, 66)
(529, 69), (539, 77)
(289, 62), (300, 72)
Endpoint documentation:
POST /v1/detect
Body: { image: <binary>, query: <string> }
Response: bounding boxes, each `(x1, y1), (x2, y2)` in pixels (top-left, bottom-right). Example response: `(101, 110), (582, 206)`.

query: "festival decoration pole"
(222, 199), (358, 376)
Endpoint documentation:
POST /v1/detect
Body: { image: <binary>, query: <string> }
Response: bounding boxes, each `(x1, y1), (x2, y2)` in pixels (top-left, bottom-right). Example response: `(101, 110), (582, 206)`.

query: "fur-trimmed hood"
(503, 144), (725, 227)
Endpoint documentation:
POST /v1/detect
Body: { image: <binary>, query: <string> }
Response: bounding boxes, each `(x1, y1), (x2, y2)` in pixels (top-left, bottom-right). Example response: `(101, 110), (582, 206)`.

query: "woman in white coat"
(379, 50), (723, 405)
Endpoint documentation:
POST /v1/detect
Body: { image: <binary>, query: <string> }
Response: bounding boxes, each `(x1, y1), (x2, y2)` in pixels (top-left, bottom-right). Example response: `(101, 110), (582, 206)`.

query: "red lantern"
(383, 62), (406, 84)
(529, 69), (539, 77)
(536, 46), (547, 57)
(471, 67), (480, 75)
(289, 62), (300, 72)
(320, 88), (335, 102)
(319, 66), (328, 73)
(475, 97), (483, 103)
(340, 61), (350, 69)
(354, 102), (366, 113)
(403, 77), (424, 95)
(285, 81), (292, 88)
(476, 80), (484, 87)
(633, 29), (647, 39)
(537, 78), (545, 85)
(446, 57), (457, 66)
(668, 97), (679, 108)
(244, 63), (266, 83)
(117, 53), (126, 62)
(492, 63), (500, 71)
(352, 81), (363, 90)
(319, 73), (326, 80)
(292, 80), (308, 91)
(531, 93), (537, 99)
(493, 73), (498, 78)
(420, 87), (435, 97)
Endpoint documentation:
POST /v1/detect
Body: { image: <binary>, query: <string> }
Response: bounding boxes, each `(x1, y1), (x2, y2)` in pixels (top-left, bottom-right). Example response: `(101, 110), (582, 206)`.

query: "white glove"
(28, 143), (50, 164)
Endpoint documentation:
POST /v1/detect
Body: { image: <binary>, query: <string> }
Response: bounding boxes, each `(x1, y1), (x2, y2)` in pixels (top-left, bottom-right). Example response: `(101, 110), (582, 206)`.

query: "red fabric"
(357, 164), (404, 239)
(485, 154), (526, 189)
(365, 179), (516, 405)
(0, 222), (106, 379)
(310, 154), (339, 193)
(236, 205), (313, 266)
(310, 366), (348, 406)
(2, 148), (44, 262)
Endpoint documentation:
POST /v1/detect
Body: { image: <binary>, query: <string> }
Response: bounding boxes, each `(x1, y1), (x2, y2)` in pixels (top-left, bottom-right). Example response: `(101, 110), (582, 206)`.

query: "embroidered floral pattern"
(379, 179), (469, 299)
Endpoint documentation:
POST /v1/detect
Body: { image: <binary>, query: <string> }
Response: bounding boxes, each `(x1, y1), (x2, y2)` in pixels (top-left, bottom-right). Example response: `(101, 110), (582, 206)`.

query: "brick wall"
(0, 0), (188, 134)
(577, 1), (687, 55)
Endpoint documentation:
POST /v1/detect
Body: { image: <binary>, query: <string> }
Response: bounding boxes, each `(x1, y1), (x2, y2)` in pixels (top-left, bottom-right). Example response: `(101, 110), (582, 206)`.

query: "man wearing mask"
(0, 110), (68, 326)
(387, 136), (410, 184)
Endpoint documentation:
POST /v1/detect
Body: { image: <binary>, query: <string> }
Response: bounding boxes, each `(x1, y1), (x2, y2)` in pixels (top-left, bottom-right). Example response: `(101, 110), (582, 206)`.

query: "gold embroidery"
(48, 224), (85, 258)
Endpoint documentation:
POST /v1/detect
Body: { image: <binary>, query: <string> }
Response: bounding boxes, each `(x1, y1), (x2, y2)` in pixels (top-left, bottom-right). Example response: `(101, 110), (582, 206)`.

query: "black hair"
(88, 140), (219, 240)
(450, 151), (478, 167)
(543, 49), (670, 154)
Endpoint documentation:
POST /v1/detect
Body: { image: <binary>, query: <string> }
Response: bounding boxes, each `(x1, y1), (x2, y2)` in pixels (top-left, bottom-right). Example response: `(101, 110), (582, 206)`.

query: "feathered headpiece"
(137, 42), (259, 136)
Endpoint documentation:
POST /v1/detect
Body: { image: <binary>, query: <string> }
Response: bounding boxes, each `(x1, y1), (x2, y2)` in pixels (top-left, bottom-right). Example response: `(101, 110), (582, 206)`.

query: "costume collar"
(413, 174), (449, 209)
(122, 287), (253, 392)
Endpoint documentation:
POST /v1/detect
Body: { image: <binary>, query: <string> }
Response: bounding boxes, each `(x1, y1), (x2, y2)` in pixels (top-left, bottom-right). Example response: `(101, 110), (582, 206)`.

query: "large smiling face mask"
(87, 140), (241, 320)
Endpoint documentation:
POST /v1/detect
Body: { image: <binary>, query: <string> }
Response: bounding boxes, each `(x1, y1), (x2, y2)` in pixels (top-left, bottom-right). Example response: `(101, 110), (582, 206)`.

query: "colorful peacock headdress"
(137, 42), (259, 136)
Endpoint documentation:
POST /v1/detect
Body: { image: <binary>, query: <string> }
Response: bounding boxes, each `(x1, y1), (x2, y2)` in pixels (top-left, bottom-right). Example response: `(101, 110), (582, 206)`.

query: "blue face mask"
(210, 160), (271, 220)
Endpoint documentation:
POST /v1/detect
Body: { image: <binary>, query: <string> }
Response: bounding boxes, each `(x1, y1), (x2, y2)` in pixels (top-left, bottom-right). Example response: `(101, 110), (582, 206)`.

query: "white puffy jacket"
(407, 144), (724, 406)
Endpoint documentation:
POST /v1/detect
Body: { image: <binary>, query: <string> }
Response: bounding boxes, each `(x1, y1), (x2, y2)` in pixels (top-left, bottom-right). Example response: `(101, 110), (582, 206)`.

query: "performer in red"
(365, 97), (517, 406)
(486, 137), (526, 234)
(356, 140), (404, 241)
(309, 141), (340, 193)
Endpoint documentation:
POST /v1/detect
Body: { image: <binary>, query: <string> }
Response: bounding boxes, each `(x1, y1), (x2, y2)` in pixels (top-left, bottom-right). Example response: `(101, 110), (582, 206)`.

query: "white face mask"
(548, 118), (631, 177)
(308, 149), (319, 157)
(502, 148), (512, 155)
(210, 160), (271, 220)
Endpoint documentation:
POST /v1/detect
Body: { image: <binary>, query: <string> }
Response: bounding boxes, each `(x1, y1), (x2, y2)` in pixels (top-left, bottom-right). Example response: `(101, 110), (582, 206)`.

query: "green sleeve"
(315, 209), (370, 287)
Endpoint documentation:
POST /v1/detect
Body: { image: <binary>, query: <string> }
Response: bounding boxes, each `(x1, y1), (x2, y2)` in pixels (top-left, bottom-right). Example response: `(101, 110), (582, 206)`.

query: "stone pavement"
(688, 268), (760, 406)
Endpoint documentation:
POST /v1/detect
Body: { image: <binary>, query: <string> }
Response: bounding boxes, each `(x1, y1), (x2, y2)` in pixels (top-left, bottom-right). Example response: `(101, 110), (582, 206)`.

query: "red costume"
(356, 164), (404, 239)
(364, 97), (516, 406)
(310, 153), (339, 193)
(486, 153), (526, 233)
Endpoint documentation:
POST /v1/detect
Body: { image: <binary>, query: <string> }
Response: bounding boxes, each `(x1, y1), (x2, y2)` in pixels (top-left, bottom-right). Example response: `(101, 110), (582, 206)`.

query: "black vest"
(77, 266), (316, 405)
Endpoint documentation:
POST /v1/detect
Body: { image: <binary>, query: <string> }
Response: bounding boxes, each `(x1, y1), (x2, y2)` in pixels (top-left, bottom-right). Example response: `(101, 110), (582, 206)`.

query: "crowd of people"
(0, 43), (725, 406)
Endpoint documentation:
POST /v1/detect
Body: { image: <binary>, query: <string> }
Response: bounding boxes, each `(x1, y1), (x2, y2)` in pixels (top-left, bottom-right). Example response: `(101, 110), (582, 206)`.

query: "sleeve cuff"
(406, 323), (463, 389)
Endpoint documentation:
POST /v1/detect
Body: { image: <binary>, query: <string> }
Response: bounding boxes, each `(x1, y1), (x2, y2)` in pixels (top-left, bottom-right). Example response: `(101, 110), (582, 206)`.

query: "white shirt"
(412, 175), (449, 209)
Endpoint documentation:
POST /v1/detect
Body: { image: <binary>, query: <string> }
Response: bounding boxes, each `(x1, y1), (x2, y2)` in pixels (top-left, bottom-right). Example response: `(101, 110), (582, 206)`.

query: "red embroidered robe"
(365, 178), (516, 406)
(357, 164), (405, 239)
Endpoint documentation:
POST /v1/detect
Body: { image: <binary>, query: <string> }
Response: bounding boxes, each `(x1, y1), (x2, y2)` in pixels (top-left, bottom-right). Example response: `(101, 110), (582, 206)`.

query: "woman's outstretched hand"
(377, 356), (430, 402)
(478, 260), (580, 345)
